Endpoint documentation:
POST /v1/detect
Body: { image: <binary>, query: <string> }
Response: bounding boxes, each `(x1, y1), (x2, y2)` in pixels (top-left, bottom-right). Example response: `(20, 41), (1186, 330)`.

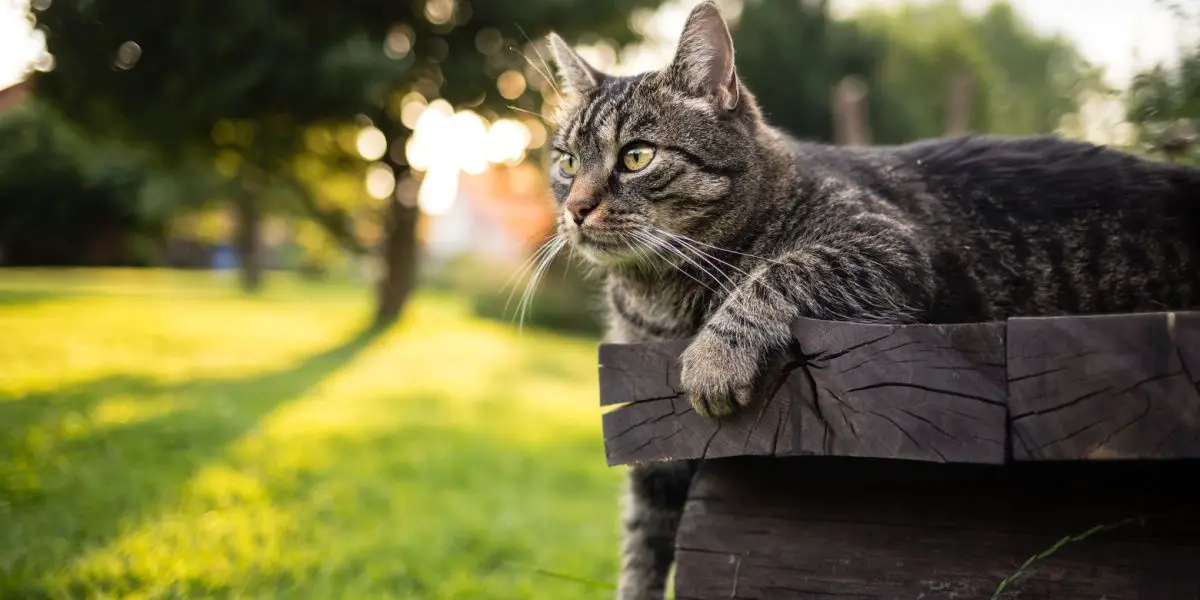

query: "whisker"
(653, 229), (789, 311)
(514, 234), (567, 332)
(502, 234), (562, 310)
(631, 230), (724, 299)
(513, 24), (562, 97)
(648, 232), (738, 298)
(656, 228), (793, 268)
(507, 104), (552, 124)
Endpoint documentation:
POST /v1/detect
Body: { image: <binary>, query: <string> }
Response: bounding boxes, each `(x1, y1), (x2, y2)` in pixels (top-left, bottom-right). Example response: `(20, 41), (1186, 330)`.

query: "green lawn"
(0, 269), (622, 599)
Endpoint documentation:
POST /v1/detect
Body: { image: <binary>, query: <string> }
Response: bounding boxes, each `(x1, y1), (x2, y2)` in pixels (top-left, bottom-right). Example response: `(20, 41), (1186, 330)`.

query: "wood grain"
(674, 458), (1200, 600)
(1008, 312), (1200, 460)
(791, 317), (1006, 463)
(600, 312), (1200, 464)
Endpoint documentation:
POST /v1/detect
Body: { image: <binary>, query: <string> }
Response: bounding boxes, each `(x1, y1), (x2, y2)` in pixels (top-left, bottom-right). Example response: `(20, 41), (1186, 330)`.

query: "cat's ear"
(668, 1), (739, 110)
(546, 32), (603, 95)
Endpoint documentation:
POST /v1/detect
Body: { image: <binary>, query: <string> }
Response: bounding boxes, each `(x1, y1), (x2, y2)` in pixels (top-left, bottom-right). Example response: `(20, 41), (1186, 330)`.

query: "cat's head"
(545, 1), (762, 268)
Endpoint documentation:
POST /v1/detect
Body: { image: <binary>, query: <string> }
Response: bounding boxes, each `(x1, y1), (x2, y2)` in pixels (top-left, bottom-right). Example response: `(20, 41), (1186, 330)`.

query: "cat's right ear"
(667, 1), (739, 110)
(547, 33), (603, 95)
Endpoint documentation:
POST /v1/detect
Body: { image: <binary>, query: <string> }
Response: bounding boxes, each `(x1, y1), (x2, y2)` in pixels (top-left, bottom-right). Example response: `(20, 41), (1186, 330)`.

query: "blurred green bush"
(429, 253), (605, 337)
(0, 102), (158, 266)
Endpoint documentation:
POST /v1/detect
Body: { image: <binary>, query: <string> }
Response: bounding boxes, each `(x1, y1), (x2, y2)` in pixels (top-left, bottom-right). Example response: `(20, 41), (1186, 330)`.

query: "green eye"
(622, 144), (655, 172)
(558, 153), (579, 176)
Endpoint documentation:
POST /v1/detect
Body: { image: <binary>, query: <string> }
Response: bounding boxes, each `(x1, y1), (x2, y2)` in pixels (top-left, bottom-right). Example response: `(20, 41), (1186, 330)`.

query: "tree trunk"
(233, 191), (264, 294)
(831, 76), (871, 146)
(944, 71), (974, 137)
(374, 170), (420, 327)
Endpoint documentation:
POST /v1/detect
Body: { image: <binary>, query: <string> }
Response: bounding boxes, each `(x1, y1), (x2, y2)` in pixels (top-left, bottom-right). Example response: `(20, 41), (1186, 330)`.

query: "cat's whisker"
(647, 231), (741, 293)
(515, 236), (565, 332)
(507, 104), (552, 124)
(657, 228), (793, 268)
(664, 232), (794, 308)
(635, 230), (753, 312)
(510, 234), (566, 332)
(625, 231), (667, 274)
(512, 24), (562, 97)
(503, 234), (563, 312)
(631, 230), (723, 298)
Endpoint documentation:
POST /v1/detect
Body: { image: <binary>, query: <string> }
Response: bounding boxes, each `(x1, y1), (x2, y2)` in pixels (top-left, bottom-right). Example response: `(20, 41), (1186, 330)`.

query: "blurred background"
(0, 0), (1195, 597)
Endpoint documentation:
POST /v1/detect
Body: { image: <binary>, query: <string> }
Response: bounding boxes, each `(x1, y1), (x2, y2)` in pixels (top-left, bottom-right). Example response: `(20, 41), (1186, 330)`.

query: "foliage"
(0, 269), (617, 599)
(0, 102), (155, 265)
(1126, 1), (1200, 163)
(732, 0), (1103, 143)
(29, 0), (663, 309)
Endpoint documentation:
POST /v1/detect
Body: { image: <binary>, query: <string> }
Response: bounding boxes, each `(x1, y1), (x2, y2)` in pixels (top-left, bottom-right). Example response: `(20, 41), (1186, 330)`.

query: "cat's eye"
(621, 144), (655, 172)
(558, 153), (579, 177)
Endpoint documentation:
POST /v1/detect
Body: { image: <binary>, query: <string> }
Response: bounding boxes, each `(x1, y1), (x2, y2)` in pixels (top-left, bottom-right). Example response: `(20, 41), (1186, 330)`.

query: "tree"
(0, 101), (154, 266)
(731, 0), (1102, 144)
(1126, 1), (1200, 163)
(308, 0), (665, 325)
(33, 0), (399, 292)
(32, 0), (661, 324)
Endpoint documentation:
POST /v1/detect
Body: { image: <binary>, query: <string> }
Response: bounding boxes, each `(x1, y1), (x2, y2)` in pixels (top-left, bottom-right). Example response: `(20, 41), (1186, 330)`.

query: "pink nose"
(566, 199), (598, 225)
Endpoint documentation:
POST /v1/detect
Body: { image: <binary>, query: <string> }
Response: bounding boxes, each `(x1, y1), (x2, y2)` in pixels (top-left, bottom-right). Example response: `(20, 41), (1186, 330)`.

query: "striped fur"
(546, 3), (1200, 598)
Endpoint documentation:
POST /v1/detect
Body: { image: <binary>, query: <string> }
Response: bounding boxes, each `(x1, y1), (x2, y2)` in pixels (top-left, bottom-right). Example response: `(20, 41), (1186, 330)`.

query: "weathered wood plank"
(600, 312), (1200, 464)
(674, 458), (1200, 600)
(598, 341), (688, 407)
(792, 317), (1007, 463)
(601, 372), (803, 465)
(1008, 312), (1200, 460)
(601, 317), (1007, 464)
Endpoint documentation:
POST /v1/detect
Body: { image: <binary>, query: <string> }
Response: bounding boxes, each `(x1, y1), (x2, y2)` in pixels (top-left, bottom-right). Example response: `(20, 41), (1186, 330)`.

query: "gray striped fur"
(546, 2), (1200, 598)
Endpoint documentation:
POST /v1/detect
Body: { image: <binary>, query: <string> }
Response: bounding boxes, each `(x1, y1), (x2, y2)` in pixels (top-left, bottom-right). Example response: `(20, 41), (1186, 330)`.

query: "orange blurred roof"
(460, 163), (557, 253)
(0, 79), (31, 114)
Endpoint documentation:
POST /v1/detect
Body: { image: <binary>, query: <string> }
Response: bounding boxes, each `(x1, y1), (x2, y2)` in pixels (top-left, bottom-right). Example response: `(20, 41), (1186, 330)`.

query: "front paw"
(679, 330), (762, 419)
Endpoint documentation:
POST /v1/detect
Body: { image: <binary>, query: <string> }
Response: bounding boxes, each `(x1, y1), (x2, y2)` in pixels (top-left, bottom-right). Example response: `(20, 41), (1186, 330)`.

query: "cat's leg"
(681, 213), (935, 417)
(616, 459), (697, 600)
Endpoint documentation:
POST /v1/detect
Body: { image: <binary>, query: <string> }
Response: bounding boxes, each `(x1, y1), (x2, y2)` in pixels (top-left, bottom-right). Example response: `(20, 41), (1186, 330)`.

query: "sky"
(0, 0), (1183, 91)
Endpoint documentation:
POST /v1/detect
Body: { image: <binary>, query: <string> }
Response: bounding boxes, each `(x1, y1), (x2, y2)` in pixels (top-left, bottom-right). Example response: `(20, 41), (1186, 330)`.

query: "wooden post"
(831, 76), (871, 146)
(599, 312), (1200, 598)
(944, 71), (974, 137)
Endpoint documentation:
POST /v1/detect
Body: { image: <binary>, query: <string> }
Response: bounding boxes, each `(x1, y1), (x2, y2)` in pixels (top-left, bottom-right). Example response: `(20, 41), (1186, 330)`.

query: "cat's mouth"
(569, 227), (646, 264)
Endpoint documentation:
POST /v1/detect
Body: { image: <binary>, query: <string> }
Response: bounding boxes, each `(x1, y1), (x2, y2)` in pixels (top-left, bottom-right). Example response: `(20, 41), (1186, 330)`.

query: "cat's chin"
(575, 243), (642, 268)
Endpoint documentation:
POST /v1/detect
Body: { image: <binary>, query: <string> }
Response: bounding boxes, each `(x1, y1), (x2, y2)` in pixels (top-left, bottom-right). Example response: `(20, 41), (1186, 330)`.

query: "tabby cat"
(543, 2), (1200, 598)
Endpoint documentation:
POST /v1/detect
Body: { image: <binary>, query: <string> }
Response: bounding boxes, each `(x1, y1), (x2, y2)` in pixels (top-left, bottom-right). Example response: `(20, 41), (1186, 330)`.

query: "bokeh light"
(364, 162), (396, 200)
(114, 40), (141, 70)
(385, 24), (413, 59)
(497, 71), (527, 100)
(424, 0), (455, 26)
(355, 127), (387, 161)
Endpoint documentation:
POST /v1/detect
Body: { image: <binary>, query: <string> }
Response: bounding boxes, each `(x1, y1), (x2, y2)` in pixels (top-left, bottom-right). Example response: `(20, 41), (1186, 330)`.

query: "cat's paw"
(679, 329), (761, 418)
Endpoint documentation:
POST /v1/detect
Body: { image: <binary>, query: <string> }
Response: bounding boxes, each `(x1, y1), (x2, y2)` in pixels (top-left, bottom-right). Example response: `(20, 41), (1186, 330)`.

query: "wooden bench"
(598, 312), (1200, 599)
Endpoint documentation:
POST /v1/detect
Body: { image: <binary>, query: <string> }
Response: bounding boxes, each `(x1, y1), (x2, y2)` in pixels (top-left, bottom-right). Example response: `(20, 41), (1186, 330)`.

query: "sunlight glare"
(418, 164), (460, 216)
(487, 119), (531, 166)
(451, 111), (490, 174)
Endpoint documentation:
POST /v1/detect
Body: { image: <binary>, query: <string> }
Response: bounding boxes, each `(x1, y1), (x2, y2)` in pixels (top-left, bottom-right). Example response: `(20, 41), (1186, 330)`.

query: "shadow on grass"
(0, 324), (385, 593)
(0, 289), (76, 308)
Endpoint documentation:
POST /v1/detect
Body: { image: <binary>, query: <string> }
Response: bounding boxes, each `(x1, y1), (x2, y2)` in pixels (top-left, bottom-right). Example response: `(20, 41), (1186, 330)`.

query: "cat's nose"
(566, 199), (598, 226)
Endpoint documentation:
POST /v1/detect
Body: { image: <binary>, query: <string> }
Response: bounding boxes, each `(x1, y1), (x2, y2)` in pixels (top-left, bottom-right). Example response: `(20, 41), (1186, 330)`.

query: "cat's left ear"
(547, 32), (603, 95)
(668, 1), (739, 110)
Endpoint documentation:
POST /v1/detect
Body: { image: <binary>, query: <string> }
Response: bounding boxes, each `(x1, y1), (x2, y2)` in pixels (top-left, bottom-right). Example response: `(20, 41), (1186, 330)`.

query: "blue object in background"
(211, 244), (239, 271)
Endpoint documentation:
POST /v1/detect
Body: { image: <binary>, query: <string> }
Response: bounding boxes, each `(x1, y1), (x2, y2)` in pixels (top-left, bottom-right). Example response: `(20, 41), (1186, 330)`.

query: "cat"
(543, 2), (1200, 598)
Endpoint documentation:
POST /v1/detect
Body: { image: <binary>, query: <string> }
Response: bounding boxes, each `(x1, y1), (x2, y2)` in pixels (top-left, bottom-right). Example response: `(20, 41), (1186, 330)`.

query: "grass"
(0, 268), (622, 599)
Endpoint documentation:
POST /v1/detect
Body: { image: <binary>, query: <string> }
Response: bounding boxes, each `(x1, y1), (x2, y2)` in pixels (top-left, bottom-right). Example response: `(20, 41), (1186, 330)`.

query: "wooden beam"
(673, 458), (1200, 600)
(601, 317), (1008, 465)
(1008, 312), (1200, 460)
(599, 312), (1200, 465)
